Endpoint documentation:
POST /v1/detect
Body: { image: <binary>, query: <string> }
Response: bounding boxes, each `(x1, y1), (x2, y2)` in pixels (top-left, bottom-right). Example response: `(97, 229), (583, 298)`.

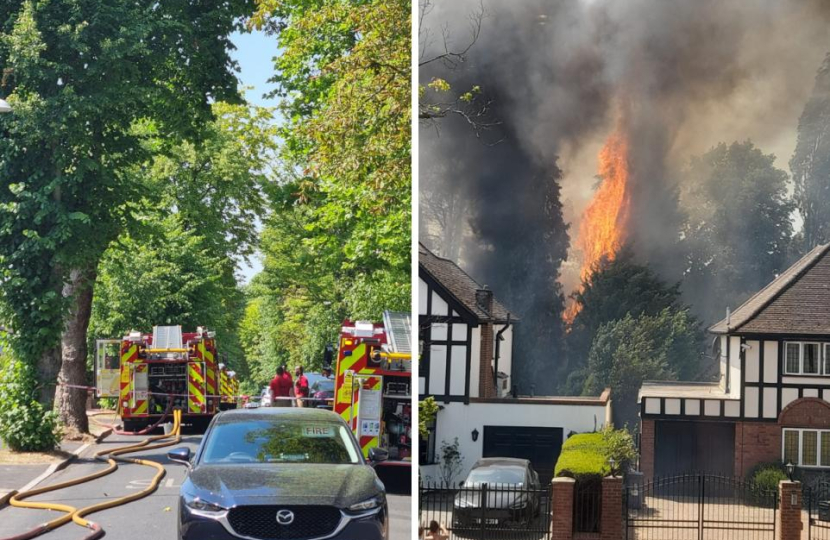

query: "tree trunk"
(56, 266), (96, 434)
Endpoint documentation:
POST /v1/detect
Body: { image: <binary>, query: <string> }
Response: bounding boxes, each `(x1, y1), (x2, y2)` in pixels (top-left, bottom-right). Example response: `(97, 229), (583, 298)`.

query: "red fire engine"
(95, 325), (223, 431)
(333, 312), (412, 473)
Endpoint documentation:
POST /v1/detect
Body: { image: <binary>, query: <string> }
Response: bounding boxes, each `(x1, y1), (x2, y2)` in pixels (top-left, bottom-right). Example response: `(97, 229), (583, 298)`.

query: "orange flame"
(564, 126), (632, 324)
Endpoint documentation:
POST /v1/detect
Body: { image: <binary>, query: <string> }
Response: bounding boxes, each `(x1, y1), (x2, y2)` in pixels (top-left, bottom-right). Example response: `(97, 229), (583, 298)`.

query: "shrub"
(749, 462), (788, 492)
(554, 427), (637, 480)
(0, 356), (61, 452)
(555, 432), (608, 480)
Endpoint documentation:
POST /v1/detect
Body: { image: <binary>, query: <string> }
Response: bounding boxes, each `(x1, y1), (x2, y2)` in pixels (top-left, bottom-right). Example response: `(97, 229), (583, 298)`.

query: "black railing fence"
(573, 478), (602, 533)
(419, 481), (552, 540)
(625, 473), (777, 540)
(806, 478), (830, 540)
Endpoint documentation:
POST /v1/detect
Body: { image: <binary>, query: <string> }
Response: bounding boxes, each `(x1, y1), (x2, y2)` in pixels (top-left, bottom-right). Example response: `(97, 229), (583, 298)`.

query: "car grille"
(227, 505), (342, 539)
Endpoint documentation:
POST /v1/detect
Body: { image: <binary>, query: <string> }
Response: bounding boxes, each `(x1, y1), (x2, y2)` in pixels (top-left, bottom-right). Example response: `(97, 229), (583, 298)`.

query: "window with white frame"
(784, 342), (823, 375)
(782, 428), (830, 467)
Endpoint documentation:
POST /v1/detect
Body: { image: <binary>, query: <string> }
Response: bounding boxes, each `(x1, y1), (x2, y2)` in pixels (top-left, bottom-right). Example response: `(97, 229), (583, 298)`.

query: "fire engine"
(333, 312), (412, 474)
(218, 364), (238, 410)
(95, 325), (224, 431)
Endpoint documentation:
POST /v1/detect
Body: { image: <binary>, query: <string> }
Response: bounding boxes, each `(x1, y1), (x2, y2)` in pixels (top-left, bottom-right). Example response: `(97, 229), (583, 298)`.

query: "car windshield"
(313, 380), (335, 392)
(201, 419), (361, 465)
(466, 466), (525, 486)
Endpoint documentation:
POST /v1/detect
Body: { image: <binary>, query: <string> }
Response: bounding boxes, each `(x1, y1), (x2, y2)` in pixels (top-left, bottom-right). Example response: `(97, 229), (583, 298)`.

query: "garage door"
(482, 426), (563, 484)
(655, 420), (734, 476)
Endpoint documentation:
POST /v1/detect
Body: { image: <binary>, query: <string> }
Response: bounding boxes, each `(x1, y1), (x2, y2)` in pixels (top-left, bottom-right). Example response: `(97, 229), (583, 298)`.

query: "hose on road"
(2, 409), (183, 540)
(89, 399), (174, 436)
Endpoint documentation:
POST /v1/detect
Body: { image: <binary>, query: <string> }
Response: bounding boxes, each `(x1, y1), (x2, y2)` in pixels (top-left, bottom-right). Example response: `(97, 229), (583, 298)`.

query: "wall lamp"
(471, 428), (479, 442)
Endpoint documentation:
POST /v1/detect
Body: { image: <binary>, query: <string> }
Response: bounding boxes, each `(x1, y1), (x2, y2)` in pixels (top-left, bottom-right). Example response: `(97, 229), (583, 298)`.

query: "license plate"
(474, 518), (499, 525)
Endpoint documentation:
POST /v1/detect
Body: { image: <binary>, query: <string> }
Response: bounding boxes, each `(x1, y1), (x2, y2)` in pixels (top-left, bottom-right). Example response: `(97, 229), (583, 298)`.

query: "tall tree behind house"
(681, 141), (794, 325)
(791, 52), (830, 252)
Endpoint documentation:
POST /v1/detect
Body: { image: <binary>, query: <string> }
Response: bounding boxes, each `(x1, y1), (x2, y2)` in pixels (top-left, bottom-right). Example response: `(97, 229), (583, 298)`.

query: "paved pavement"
(0, 429), (412, 539)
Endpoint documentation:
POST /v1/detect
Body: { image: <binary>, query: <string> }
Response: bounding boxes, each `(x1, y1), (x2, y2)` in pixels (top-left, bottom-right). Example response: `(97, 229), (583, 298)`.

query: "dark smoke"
(420, 0), (830, 394)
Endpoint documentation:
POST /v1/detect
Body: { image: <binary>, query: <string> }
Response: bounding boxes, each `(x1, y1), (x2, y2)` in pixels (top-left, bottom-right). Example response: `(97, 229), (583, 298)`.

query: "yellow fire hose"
(3, 409), (183, 540)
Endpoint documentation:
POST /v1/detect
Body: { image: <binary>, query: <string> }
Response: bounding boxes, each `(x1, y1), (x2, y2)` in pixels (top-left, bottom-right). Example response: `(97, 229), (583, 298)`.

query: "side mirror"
(368, 447), (389, 463)
(167, 447), (192, 468)
(458, 481), (465, 487)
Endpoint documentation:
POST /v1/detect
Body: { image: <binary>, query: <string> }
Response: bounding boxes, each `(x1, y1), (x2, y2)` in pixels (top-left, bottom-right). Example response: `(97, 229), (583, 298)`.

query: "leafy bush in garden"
(554, 427), (637, 480)
(0, 355), (61, 452)
(749, 462), (788, 492)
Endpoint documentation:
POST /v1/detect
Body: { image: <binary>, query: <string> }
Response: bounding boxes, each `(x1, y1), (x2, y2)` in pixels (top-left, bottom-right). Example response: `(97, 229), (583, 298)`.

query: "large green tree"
(240, 0), (411, 376)
(791, 52), (830, 252)
(564, 248), (685, 393)
(0, 0), (251, 433)
(682, 141), (794, 324)
(89, 101), (275, 387)
(583, 309), (703, 428)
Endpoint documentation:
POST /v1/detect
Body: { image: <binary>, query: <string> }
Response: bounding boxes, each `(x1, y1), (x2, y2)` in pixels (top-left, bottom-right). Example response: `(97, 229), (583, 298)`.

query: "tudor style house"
(419, 243), (612, 484)
(638, 242), (830, 479)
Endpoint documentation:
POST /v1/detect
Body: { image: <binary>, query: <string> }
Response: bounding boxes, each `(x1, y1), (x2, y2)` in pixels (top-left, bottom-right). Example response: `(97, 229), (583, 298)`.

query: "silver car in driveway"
(453, 458), (542, 527)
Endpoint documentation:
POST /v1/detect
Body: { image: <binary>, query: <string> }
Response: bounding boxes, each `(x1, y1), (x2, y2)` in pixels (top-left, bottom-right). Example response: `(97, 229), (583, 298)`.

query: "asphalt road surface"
(0, 429), (411, 540)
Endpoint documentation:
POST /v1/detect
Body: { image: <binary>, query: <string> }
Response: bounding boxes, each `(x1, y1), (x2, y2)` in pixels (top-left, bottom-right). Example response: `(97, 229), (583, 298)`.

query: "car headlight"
(510, 496), (529, 509)
(183, 493), (227, 518)
(348, 493), (385, 513)
(454, 498), (475, 509)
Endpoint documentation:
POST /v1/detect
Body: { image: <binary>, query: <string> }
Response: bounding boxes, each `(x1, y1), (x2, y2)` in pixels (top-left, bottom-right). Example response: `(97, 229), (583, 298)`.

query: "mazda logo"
(276, 509), (295, 525)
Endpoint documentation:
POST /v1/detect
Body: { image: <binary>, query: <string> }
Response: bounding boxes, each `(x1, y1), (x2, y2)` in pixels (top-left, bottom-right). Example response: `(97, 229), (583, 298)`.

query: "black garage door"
(655, 420), (734, 476)
(483, 426), (563, 485)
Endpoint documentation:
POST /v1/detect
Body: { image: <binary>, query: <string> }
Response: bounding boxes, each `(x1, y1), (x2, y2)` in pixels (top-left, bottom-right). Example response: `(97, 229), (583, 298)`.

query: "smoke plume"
(420, 0), (830, 394)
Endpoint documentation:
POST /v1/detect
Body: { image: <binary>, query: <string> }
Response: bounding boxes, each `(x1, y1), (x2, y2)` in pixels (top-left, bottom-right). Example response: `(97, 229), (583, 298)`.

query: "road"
(0, 429), (411, 540)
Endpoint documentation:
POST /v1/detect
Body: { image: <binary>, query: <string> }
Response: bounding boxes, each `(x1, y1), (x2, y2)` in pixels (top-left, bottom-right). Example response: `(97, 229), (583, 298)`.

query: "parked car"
(169, 407), (389, 540)
(453, 458), (542, 527)
(309, 378), (335, 409)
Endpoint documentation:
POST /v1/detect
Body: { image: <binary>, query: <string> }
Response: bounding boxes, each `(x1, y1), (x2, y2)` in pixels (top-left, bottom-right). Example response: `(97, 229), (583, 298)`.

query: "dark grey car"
(453, 458), (542, 527)
(169, 408), (389, 540)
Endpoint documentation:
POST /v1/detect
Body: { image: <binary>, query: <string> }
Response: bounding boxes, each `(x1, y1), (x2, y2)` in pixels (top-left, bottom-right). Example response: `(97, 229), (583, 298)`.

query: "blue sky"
(229, 29), (281, 283)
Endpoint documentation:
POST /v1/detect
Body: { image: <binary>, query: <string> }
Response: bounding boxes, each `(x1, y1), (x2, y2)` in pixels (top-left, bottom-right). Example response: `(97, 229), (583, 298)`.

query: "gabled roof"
(710, 242), (830, 335)
(419, 243), (514, 323)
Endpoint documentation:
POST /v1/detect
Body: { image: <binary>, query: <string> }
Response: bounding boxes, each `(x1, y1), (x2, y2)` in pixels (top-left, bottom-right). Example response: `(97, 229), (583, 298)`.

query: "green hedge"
(554, 432), (609, 479)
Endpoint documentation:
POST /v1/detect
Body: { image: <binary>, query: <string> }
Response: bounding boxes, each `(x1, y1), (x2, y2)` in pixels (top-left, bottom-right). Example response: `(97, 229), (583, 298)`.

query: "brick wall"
(779, 397), (830, 428)
(599, 477), (623, 540)
(734, 421), (781, 478)
(639, 419), (655, 479)
(778, 481), (802, 540)
(551, 477), (575, 540)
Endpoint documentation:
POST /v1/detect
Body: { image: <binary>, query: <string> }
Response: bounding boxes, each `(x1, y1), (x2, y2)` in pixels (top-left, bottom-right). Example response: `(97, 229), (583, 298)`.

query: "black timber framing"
(418, 268), (480, 404)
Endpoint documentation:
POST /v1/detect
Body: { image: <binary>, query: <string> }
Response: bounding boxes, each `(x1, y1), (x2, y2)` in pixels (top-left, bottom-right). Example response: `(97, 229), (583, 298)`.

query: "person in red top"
(269, 366), (293, 407)
(294, 365), (309, 408)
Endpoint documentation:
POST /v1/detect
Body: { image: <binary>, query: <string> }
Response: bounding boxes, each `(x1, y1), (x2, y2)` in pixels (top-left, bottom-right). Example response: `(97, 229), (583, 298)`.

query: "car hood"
(184, 463), (383, 508)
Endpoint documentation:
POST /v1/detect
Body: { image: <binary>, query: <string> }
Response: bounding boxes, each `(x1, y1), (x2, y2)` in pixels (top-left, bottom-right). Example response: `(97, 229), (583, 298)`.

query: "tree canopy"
(681, 141), (794, 324)
(583, 308), (703, 428)
(791, 53), (830, 252)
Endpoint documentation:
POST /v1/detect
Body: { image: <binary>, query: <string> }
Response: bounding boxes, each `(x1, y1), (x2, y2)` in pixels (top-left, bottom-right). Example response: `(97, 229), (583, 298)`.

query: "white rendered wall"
(419, 400), (609, 484)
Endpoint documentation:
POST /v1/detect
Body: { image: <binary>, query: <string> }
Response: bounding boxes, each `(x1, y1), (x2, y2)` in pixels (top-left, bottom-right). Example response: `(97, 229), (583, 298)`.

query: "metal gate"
(419, 482), (552, 539)
(807, 480), (830, 540)
(625, 474), (777, 540)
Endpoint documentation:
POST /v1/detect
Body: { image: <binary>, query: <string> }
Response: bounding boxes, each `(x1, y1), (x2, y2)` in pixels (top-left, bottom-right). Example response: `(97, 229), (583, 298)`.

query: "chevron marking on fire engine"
(188, 363), (205, 413)
(119, 344), (137, 403)
(340, 344), (364, 373)
(201, 342), (216, 397)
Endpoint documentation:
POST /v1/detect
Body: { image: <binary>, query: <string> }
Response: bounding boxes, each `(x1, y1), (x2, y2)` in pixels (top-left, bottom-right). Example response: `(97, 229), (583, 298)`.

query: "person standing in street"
(269, 366), (293, 407)
(294, 365), (309, 407)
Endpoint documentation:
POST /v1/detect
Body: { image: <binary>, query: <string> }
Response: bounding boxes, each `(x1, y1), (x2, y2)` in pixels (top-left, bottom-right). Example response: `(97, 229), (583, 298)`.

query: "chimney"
(476, 287), (497, 398)
(476, 287), (493, 315)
